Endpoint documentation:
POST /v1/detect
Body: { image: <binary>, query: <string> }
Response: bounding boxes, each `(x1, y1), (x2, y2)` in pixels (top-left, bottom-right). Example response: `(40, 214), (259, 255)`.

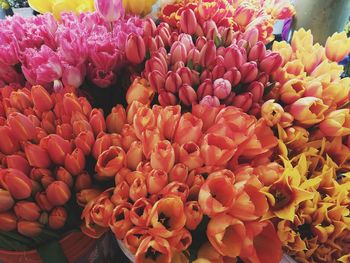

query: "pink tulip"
(180, 8), (197, 35)
(170, 41), (188, 65)
(249, 41), (267, 61)
(94, 0), (124, 22)
(143, 36), (158, 53)
(248, 81), (264, 102)
(89, 68), (116, 88)
(223, 67), (241, 87)
(259, 52), (283, 74)
(199, 40), (217, 69)
(197, 79), (214, 100)
(187, 48), (200, 67)
(224, 46), (245, 69)
(213, 78), (232, 100)
(126, 33), (146, 64)
(177, 67), (192, 86)
(179, 84), (197, 106)
(232, 92), (253, 112)
(158, 91), (177, 106)
(233, 6), (255, 27)
(240, 62), (258, 83)
(143, 18), (156, 37)
(164, 71), (182, 93)
(212, 64), (226, 80)
(62, 64), (85, 88)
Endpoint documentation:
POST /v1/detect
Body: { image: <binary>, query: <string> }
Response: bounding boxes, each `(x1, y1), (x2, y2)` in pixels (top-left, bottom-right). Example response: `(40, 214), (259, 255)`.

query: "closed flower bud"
(184, 201), (203, 230)
(56, 124), (73, 140)
(3, 168), (32, 200)
(0, 211), (17, 231)
(179, 142), (204, 171)
(197, 79), (214, 101)
(106, 105), (126, 134)
(212, 64), (226, 80)
(9, 90), (32, 111)
(46, 181), (71, 206)
(320, 109), (350, 137)
(35, 192), (54, 211)
(56, 167), (73, 188)
(170, 41), (188, 65)
(121, 124), (138, 152)
(223, 67), (241, 87)
(18, 221), (42, 237)
(249, 41), (267, 61)
(224, 46), (245, 69)
(133, 107), (156, 140)
(325, 32), (350, 62)
(174, 113), (203, 145)
(146, 169), (168, 195)
(89, 109), (106, 136)
(169, 163), (188, 183)
(232, 92), (253, 112)
(165, 71), (182, 94)
(158, 91), (178, 106)
(75, 172), (92, 192)
(0, 189), (14, 212)
(75, 131), (95, 156)
(95, 146), (126, 179)
(126, 78), (155, 105)
(64, 148), (85, 176)
(31, 85), (53, 112)
(46, 134), (72, 165)
(261, 99), (284, 127)
(62, 93), (82, 117)
(157, 105), (181, 140)
(49, 207), (67, 230)
(129, 177), (148, 202)
(150, 140), (175, 173)
(72, 120), (92, 137)
(41, 174), (55, 189)
(14, 201), (40, 221)
(213, 78), (232, 100)
(177, 67), (192, 86)
(8, 112), (36, 141)
(180, 8), (197, 35)
(126, 141), (144, 171)
(0, 126), (20, 155)
(259, 52), (283, 74)
(149, 70), (165, 93)
(126, 33), (146, 64)
(240, 62), (258, 83)
(179, 84), (197, 106)
(92, 133), (112, 159)
(6, 154), (30, 175)
(200, 40), (217, 69)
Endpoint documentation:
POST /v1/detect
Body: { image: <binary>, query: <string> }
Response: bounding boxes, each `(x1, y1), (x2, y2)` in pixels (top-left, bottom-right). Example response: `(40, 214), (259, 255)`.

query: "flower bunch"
(81, 100), (283, 262)
(0, 85), (101, 237)
(0, 12), (143, 89)
(159, 0), (295, 44)
(128, 17), (283, 113)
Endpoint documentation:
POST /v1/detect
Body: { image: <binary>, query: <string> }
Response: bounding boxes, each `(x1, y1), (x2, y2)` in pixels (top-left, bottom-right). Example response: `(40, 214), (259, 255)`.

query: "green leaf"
(187, 59), (194, 70)
(214, 36), (222, 47)
(264, 82), (276, 96)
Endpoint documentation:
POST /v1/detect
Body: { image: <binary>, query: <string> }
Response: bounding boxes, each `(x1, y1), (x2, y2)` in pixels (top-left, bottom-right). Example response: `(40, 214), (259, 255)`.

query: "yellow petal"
(52, 0), (79, 19)
(28, 0), (54, 13)
(274, 203), (296, 221)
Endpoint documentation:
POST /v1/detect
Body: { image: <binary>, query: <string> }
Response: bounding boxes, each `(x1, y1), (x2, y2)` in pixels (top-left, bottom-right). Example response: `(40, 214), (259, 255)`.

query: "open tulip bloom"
(1, 0), (350, 263)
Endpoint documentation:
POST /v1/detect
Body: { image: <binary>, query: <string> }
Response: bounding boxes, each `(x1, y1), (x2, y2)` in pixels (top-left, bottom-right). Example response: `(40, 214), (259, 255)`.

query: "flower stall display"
(0, 0), (350, 262)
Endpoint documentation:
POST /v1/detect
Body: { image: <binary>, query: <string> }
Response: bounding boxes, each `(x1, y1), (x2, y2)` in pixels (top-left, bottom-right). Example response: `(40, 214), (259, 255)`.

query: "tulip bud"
(200, 69), (213, 83)
(76, 188), (102, 207)
(240, 62), (258, 83)
(184, 201), (203, 230)
(95, 0), (124, 22)
(41, 174), (55, 189)
(3, 168), (32, 200)
(129, 177), (148, 202)
(92, 133), (112, 159)
(187, 48), (200, 67)
(126, 33), (146, 64)
(18, 221), (42, 237)
(46, 181), (71, 206)
(177, 67), (192, 86)
(49, 207), (67, 230)
(149, 70), (165, 93)
(196, 36), (207, 51)
(106, 105), (126, 134)
(121, 124), (138, 151)
(72, 120), (93, 137)
(78, 97), (92, 117)
(212, 64), (226, 80)
(170, 41), (188, 65)
(248, 81), (264, 103)
(64, 148), (85, 176)
(320, 109), (350, 137)
(179, 142), (204, 171)
(325, 32), (350, 62)
(46, 134), (72, 165)
(0, 189), (14, 212)
(249, 41), (266, 61)
(8, 112), (36, 141)
(75, 131), (95, 156)
(157, 26), (171, 47)
(174, 113), (203, 145)
(197, 79), (213, 100)
(6, 154), (30, 175)
(200, 40), (217, 69)
(133, 107), (156, 140)
(62, 93), (82, 116)
(224, 46), (245, 69)
(35, 192), (54, 211)
(213, 78), (232, 100)
(232, 92), (253, 112)
(144, 18), (156, 37)
(158, 91), (178, 106)
(89, 109), (106, 136)
(165, 71), (182, 93)
(150, 140), (175, 173)
(74, 172), (91, 192)
(169, 163), (188, 183)
(56, 124), (73, 141)
(0, 126), (20, 155)
(14, 201), (40, 221)
(180, 8), (197, 35)
(304, 81), (323, 98)
(221, 27), (235, 47)
(31, 85), (53, 112)
(260, 52), (283, 74)
(126, 78), (155, 105)
(179, 84), (197, 106)
(0, 212), (17, 231)
(126, 141), (143, 171)
(96, 146), (126, 179)
(146, 169), (168, 195)
(56, 167), (73, 188)
(223, 67), (241, 87)
(9, 90), (32, 111)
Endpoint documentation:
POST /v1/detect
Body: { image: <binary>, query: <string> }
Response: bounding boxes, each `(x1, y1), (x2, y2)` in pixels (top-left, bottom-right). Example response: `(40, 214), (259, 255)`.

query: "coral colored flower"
(291, 28), (313, 52)
(133, 107), (156, 139)
(160, 182), (190, 203)
(14, 201), (40, 221)
(18, 221), (42, 237)
(46, 134), (73, 165)
(325, 32), (350, 62)
(130, 198), (152, 227)
(0, 211), (17, 232)
(49, 207), (67, 230)
(129, 177), (148, 202)
(157, 105), (181, 140)
(289, 97), (328, 126)
(8, 112), (36, 142)
(179, 142), (204, 171)
(198, 172), (236, 217)
(261, 99), (284, 127)
(150, 140), (175, 173)
(207, 214), (245, 257)
(126, 33), (146, 64)
(64, 148), (85, 175)
(169, 163), (189, 183)
(106, 105), (126, 134)
(0, 126), (20, 155)
(109, 202), (133, 239)
(173, 113), (203, 145)
(124, 227), (149, 255)
(2, 168), (32, 200)
(135, 235), (172, 263)
(95, 146), (126, 179)
(126, 78), (155, 105)
(148, 196), (186, 238)
(0, 189), (14, 213)
(146, 169), (168, 195)
(46, 181), (71, 206)
(197, 241), (224, 263)
(320, 109), (350, 137)
(184, 201), (203, 230)
(280, 79), (306, 104)
(168, 228), (192, 252)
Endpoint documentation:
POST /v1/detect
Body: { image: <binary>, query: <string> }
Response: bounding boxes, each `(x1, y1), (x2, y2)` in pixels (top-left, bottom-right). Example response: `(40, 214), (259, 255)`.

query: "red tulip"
(62, 93), (82, 116)
(95, 146), (126, 179)
(224, 46), (245, 69)
(56, 167), (73, 188)
(6, 154), (30, 175)
(126, 33), (146, 64)
(18, 221), (42, 237)
(150, 140), (175, 173)
(144, 18), (156, 37)
(197, 79), (214, 100)
(240, 62), (258, 83)
(3, 168), (32, 200)
(170, 41), (188, 65)
(49, 207), (67, 230)
(0, 211), (17, 231)
(31, 85), (53, 112)
(0, 126), (20, 155)
(89, 109), (106, 136)
(75, 131), (95, 156)
(169, 163), (188, 183)
(46, 181), (71, 206)
(14, 201), (40, 221)
(180, 8), (197, 35)
(9, 90), (32, 111)
(35, 192), (54, 211)
(158, 91), (178, 106)
(56, 123), (73, 140)
(0, 189), (15, 212)
(92, 133), (112, 159)
(8, 112), (36, 141)
(46, 134), (72, 165)
(75, 172), (92, 192)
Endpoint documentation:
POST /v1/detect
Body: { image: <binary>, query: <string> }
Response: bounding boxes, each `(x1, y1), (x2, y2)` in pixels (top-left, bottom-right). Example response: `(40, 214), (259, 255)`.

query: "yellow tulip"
(272, 40), (293, 66)
(295, 43), (325, 74)
(28, 0), (54, 13)
(291, 28), (313, 52)
(122, 0), (157, 16)
(338, 255), (350, 263)
(325, 32), (350, 62)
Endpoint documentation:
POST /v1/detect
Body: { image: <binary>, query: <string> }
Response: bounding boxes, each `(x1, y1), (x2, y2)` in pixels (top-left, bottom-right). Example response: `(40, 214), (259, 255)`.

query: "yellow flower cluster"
(0, 0), (10, 10)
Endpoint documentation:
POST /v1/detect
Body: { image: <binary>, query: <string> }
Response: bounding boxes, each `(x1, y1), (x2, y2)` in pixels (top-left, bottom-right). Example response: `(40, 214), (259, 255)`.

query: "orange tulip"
(282, 126), (309, 150)
(62, 93), (82, 116)
(0, 126), (20, 154)
(160, 182), (190, 203)
(76, 188), (102, 207)
(129, 177), (148, 202)
(75, 131), (95, 156)
(126, 141), (144, 171)
(169, 163), (189, 183)
(17, 220), (42, 237)
(3, 168), (32, 200)
(54, 167), (72, 188)
(49, 207), (67, 230)
(72, 119), (93, 137)
(121, 124), (139, 152)
(9, 90), (32, 112)
(150, 140), (175, 173)
(106, 105), (127, 134)
(207, 214), (245, 257)
(0, 189), (14, 212)
(124, 170), (145, 186)
(146, 169), (168, 195)
(35, 192), (54, 211)
(46, 134), (73, 165)
(320, 109), (350, 137)
(168, 228), (192, 252)
(173, 113), (203, 145)
(31, 85), (53, 112)
(133, 107), (157, 140)
(148, 196), (186, 238)
(126, 77), (155, 105)
(141, 128), (161, 159)
(85, 190), (114, 228)
(184, 201), (203, 230)
(46, 181), (71, 206)
(240, 221), (282, 263)
(109, 202), (133, 239)
(127, 101), (145, 125)
(136, 161), (153, 174)
(74, 172), (92, 191)
(280, 79), (305, 104)
(95, 146), (126, 179)
(5, 154), (30, 175)
(64, 148), (85, 176)
(8, 112), (36, 141)
(254, 162), (284, 186)
(135, 235), (172, 263)
(261, 99), (284, 127)
(198, 173), (236, 217)
(201, 133), (237, 166)
(289, 97), (328, 126)
(14, 201), (40, 221)
(179, 142), (204, 171)
(157, 105), (181, 140)
(124, 227), (148, 255)
(41, 111), (56, 134)
(192, 104), (222, 132)
(130, 198), (152, 227)
(89, 109), (106, 136)
(197, 241), (224, 263)
(0, 211), (17, 231)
